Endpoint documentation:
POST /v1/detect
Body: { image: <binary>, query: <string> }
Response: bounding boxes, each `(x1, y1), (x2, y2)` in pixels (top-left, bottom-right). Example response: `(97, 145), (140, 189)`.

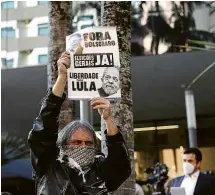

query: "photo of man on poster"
(98, 66), (120, 97)
(67, 32), (84, 54)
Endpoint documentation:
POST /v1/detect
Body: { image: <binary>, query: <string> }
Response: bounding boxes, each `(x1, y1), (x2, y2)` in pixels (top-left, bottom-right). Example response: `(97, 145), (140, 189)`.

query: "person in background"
(170, 148), (215, 195)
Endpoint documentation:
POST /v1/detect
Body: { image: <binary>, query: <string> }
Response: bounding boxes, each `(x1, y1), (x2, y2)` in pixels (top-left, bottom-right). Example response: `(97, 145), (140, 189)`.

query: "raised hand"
(90, 97), (111, 121)
(57, 51), (71, 76)
(52, 51), (71, 97)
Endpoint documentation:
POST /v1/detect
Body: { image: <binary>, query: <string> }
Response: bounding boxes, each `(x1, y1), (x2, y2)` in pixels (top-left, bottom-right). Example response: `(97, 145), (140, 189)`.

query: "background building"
(2, 1), (214, 68)
(1, 1), (99, 68)
(1, 1), (49, 68)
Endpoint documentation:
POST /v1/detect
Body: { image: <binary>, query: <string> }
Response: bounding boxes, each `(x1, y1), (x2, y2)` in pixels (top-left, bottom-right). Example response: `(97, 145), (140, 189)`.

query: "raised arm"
(28, 52), (70, 177)
(52, 51), (70, 98)
(91, 98), (131, 191)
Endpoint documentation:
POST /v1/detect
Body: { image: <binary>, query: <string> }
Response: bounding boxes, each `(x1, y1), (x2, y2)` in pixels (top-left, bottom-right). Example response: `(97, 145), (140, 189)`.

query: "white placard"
(66, 26), (121, 100)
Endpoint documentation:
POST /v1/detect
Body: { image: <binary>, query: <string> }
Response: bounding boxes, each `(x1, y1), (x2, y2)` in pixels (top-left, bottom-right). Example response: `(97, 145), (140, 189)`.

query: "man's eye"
(113, 77), (118, 82)
(71, 140), (82, 145)
(85, 141), (93, 146)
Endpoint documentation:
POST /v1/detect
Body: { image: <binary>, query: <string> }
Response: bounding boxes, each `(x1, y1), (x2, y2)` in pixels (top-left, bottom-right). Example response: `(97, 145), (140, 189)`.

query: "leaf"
(1, 132), (29, 166)
(188, 39), (215, 47)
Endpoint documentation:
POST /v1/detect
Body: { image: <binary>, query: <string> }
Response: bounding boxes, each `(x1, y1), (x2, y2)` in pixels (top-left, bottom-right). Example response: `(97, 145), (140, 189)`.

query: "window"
(80, 24), (94, 30)
(1, 1), (14, 9)
(38, 23), (48, 36)
(38, 55), (48, 64)
(77, 15), (94, 22)
(2, 58), (14, 68)
(38, 1), (48, 5)
(80, 24), (94, 29)
(1, 27), (15, 38)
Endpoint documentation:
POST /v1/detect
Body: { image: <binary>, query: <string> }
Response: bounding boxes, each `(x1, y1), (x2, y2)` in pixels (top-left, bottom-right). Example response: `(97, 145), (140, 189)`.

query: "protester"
(170, 148), (215, 195)
(28, 51), (131, 195)
(98, 66), (120, 97)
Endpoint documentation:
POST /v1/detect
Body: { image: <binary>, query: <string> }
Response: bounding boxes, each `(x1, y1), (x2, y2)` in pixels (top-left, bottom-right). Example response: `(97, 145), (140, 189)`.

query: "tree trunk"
(101, 2), (135, 195)
(48, 1), (74, 130)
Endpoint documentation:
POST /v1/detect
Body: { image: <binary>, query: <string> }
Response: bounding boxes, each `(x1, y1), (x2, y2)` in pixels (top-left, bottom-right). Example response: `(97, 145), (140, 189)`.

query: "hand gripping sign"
(66, 26), (121, 100)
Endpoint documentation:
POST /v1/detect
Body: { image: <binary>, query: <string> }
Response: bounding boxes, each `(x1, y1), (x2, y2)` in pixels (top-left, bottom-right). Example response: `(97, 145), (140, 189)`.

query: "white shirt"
(181, 170), (200, 195)
(135, 183), (145, 195)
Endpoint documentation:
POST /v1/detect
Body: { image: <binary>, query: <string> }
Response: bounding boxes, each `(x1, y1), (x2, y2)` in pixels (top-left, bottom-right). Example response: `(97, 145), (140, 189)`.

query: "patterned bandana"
(59, 145), (96, 170)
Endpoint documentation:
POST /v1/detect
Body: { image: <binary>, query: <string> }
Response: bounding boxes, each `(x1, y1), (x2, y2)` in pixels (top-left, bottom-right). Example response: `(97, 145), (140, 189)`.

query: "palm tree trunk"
(155, 1), (161, 55)
(48, 1), (74, 130)
(101, 2), (135, 195)
(155, 1), (160, 16)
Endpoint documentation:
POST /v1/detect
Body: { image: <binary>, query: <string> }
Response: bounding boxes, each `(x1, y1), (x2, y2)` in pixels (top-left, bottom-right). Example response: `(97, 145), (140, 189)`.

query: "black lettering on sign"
(72, 81), (96, 91)
(84, 40), (115, 48)
(74, 53), (114, 68)
(70, 73), (99, 79)
(83, 31), (111, 41)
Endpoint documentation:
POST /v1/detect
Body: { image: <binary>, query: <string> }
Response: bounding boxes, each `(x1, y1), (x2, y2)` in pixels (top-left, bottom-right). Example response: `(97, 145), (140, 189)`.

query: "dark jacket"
(28, 90), (131, 195)
(170, 173), (215, 195)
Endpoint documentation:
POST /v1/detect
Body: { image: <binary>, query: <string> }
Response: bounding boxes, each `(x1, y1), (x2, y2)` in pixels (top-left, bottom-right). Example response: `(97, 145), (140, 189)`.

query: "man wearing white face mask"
(169, 148), (215, 195)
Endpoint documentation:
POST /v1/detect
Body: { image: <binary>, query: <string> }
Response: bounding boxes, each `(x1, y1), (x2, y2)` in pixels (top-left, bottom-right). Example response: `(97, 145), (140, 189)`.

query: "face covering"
(59, 145), (96, 169)
(58, 145), (96, 183)
(183, 162), (195, 175)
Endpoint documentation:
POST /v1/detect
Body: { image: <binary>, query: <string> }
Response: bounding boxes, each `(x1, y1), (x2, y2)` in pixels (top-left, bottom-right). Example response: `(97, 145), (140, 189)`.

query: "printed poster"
(66, 26), (121, 100)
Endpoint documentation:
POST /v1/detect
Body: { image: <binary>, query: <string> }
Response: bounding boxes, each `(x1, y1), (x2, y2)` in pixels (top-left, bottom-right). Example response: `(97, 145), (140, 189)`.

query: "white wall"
(26, 1), (40, 7)
(27, 16), (48, 37)
(1, 51), (19, 68)
(1, 16), (49, 39)
(1, 47), (48, 68)
(28, 47), (48, 65)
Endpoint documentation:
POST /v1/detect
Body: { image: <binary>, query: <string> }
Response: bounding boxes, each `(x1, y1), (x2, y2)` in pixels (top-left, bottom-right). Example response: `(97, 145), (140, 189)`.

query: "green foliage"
(1, 132), (29, 166)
